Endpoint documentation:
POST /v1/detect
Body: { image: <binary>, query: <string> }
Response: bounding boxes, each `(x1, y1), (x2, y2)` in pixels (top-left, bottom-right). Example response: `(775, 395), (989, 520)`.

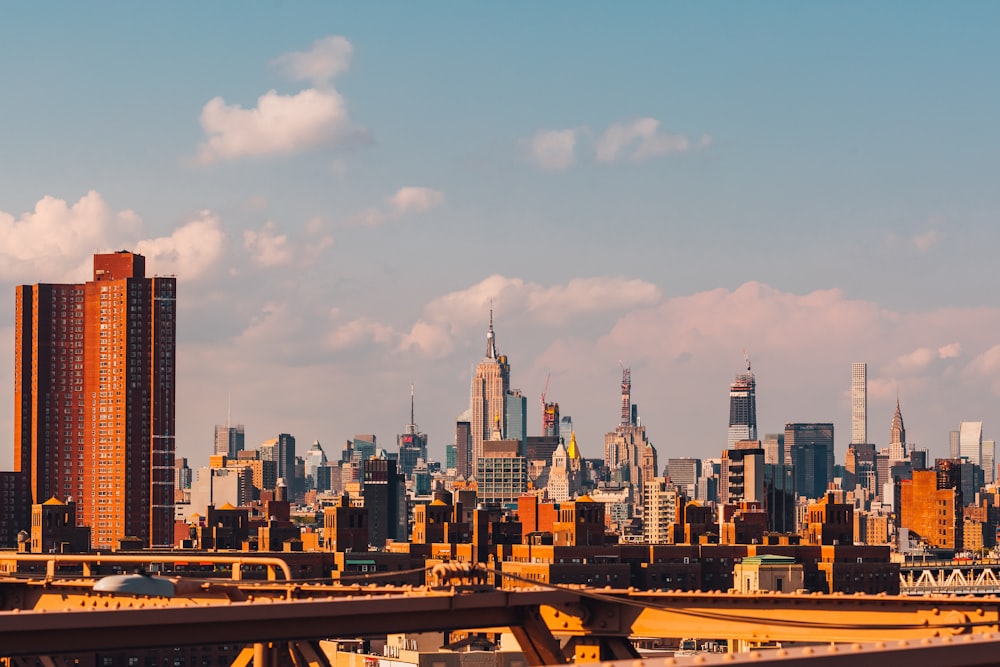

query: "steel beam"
(0, 589), (578, 657)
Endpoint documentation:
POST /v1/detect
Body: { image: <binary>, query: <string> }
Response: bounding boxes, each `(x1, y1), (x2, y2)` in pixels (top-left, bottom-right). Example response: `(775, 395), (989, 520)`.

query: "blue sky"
(1, 3), (999, 469)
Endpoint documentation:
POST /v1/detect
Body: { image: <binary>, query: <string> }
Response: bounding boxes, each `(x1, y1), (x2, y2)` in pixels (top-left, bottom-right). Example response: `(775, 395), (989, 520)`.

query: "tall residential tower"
(851, 362), (867, 445)
(15, 251), (176, 548)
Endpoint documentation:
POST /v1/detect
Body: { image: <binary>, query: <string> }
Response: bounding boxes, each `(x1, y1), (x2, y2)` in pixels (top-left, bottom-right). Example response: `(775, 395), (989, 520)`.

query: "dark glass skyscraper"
(784, 423), (834, 499)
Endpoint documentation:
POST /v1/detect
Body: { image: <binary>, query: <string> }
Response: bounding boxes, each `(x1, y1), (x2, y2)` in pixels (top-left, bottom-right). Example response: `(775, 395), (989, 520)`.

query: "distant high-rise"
(950, 431), (961, 459)
(505, 389), (527, 454)
(15, 251), (176, 548)
(960, 421), (983, 466)
(720, 440), (765, 506)
(215, 424), (245, 459)
(362, 457), (406, 548)
(260, 433), (296, 488)
(604, 366), (656, 506)
(559, 416), (574, 442)
(397, 384), (428, 477)
(727, 356), (757, 447)
(666, 457), (701, 491)
(455, 416), (472, 479)
(785, 423), (834, 500)
(762, 433), (784, 465)
(888, 397), (907, 462)
(851, 363), (867, 445)
(469, 308), (511, 470)
(304, 440), (327, 491)
(984, 440), (996, 485)
(543, 401), (560, 438)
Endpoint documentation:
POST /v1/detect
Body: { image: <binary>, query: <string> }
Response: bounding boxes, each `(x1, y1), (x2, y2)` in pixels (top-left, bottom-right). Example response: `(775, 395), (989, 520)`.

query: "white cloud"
(271, 35), (353, 87)
(136, 210), (225, 279)
(327, 317), (396, 350)
(398, 321), (454, 359)
(195, 35), (368, 163)
(196, 88), (365, 163)
(389, 187), (445, 214)
(0, 191), (140, 282)
(348, 187), (445, 227)
(938, 342), (962, 359)
(522, 117), (708, 169)
(243, 222), (292, 267)
(884, 343), (962, 376)
(595, 117), (708, 162)
(526, 128), (579, 170)
(889, 347), (939, 375)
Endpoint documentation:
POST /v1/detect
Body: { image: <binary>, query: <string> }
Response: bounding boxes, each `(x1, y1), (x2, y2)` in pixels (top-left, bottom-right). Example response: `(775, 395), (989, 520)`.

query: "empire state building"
(469, 309), (510, 470)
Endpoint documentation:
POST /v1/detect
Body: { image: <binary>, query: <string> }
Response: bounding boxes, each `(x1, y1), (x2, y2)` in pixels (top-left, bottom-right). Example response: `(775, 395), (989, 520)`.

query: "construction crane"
(540, 373), (550, 406)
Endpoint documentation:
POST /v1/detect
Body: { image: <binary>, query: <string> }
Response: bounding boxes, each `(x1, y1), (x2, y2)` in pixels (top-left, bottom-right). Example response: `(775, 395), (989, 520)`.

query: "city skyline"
(1, 5), (1000, 467)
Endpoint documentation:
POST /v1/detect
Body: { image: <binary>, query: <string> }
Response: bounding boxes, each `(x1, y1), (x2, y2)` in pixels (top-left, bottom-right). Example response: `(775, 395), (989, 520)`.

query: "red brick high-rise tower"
(15, 251), (176, 548)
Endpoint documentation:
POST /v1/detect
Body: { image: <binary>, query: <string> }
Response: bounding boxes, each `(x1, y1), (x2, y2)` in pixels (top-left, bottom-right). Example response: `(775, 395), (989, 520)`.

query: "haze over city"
(2, 4), (999, 469)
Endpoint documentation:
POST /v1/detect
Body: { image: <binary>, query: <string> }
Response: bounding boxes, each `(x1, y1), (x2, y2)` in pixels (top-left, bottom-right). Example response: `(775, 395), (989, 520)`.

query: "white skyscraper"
(851, 363), (867, 445)
(960, 421), (983, 466)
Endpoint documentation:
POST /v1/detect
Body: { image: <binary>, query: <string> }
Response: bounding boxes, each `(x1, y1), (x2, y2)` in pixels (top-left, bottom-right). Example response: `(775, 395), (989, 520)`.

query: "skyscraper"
(260, 433), (296, 489)
(762, 433), (784, 465)
(15, 251), (176, 548)
(984, 440), (996, 485)
(851, 363), (867, 445)
(362, 457), (406, 548)
(784, 423), (834, 500)
(397, 384), (428, 477)
(727, 356), (757, 447)
(949, 430), (961, 458)
(455, 416), (472, 479)
(888, 397), (907, 462)
(469, 309), (510, 469)
(960, 421), (983, 466)
(214, 424), (245, 459)
(604, 366), (656, 506)
(505, 389), (527, 454)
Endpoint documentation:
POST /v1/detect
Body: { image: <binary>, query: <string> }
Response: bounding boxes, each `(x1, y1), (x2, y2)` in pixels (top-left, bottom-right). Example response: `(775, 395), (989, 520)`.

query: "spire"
(406, 382), (418, 435)
(485, 301), (498, 359)
(567, 431), (580, 459)
(890, 392), (906, 445)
